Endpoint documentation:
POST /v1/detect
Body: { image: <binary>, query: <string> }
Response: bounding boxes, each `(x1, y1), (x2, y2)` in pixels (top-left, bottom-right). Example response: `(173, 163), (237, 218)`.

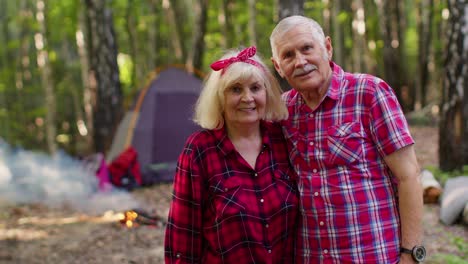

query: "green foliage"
(426, 165), (468, 186)
(0, 0), (451, 154)
(431, 254), (468, 264)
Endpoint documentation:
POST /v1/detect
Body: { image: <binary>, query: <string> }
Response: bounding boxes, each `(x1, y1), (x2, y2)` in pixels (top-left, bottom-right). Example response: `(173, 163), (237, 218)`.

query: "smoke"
(0, 140), (140, 214)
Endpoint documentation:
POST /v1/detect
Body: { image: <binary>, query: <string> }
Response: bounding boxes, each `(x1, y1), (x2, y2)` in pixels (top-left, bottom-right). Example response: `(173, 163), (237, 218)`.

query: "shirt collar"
(213, 121), (271, 155)
(327, 61), (345, 100)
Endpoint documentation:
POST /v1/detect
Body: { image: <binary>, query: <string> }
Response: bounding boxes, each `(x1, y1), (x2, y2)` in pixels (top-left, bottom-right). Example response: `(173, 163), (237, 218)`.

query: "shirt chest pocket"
(326, 122), (365, 166)
(210, 177), (246, 219)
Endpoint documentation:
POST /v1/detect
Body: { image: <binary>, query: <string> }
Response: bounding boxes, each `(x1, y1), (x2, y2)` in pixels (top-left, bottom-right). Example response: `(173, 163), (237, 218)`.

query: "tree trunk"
(248, 0), (257, 47)
(220, 0), (235, 48)
(331, 0), (345, 67)
(147, 0), (159, 70)
(439, 0), (468, 171)
(186, 0), (207, 72)
(76, 6), (94, 154)
(35, 0), (57, 154)
(375, 0), (407, 111)
(125, 0), (137, 90)
(277, 0), (304, 20)
(162, 0), (184, 62)
(84, 0), (123, 153)
(351, 0), (369, 73)
(417, 0), (434, 109)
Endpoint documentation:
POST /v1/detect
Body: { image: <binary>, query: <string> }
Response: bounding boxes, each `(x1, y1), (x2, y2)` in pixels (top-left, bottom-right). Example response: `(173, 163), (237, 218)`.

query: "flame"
(119, 210), (139, 228)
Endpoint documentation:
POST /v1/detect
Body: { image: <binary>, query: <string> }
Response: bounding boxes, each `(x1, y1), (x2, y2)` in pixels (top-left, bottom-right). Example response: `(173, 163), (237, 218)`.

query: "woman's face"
(223, 75), (267, 128)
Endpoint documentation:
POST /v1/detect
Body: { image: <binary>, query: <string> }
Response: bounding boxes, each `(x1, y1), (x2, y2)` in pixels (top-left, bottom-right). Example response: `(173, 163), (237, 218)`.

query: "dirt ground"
(0, 125), (467, 264)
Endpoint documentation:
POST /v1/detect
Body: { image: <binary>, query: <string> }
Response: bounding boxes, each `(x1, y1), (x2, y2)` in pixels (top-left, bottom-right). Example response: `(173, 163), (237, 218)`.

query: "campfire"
(118, 209), (164, 228)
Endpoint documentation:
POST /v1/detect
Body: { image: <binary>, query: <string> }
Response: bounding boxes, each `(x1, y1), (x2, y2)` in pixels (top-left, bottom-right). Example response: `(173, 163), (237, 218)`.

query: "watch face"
(412, 246), (426, 262)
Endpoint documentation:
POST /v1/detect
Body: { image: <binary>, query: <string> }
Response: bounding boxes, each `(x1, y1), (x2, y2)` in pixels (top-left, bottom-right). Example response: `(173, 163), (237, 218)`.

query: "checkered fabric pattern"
(165, 121), (299, 264)
(281, 62), (414, 264)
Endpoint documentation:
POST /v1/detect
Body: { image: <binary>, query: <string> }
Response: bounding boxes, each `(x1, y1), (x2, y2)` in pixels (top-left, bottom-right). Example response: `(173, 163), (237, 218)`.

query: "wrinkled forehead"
(275, 26), (323, 50)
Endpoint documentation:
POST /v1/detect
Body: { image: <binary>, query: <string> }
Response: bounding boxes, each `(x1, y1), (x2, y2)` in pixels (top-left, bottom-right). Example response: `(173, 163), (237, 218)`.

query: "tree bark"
(277, 0), (304, 20)
(125, 0), (137, 90)
(76, 6), (94, 153)
(439, 0), (468, 171)
(248, 0), (257, 47)
(163, 0), (185, 62)
(416, 0), (434, 109)
(375, 0), (407, 111)
(220, 0), (235, 48)
(84, 0), (123, 153)
(186, 0), (207, 72)
(351, 0), (370, 73)
(331, 0), (345, 67)
(35, 0), (57, 154)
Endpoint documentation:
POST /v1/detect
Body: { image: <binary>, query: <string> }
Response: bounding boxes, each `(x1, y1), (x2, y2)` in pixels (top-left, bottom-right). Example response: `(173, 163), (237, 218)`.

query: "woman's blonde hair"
(194, 48), (288, 129)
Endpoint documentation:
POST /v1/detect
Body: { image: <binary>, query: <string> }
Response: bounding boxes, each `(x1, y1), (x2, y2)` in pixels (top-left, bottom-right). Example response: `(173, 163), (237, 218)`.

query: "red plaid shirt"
(165, 121), (299, 264)
(281, 62), (414, 264)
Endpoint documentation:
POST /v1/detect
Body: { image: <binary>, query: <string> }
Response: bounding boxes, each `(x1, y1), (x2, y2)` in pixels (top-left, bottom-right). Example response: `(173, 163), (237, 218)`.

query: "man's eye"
(283, 52), (293, 59)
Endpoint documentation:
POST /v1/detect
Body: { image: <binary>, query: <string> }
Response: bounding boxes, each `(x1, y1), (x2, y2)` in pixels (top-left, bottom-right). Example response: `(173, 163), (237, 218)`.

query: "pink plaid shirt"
(281, 62), (414, 264)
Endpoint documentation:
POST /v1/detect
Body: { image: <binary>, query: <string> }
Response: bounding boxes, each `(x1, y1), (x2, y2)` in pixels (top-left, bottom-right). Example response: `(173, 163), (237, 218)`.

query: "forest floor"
(0, 125), (467, 264)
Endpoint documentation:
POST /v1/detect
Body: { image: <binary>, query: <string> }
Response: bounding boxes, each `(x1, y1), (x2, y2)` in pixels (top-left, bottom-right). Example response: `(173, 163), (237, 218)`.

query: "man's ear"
(325, 36), (333, 61)
(271, 57), (283, 78)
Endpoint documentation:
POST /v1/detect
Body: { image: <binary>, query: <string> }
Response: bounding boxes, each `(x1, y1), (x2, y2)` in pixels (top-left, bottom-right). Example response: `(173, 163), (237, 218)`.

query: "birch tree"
(84, 0), (123, 153)
(439, 0), (468, 171)
(35, 0), (57, 154)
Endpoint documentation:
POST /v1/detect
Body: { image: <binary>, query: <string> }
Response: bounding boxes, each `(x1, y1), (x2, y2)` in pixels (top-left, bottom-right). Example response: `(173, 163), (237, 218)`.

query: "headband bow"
(210, 46), (263, 73)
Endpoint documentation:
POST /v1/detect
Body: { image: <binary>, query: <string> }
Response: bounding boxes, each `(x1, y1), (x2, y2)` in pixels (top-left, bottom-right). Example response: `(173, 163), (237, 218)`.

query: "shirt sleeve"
(369, 79), (414, 157)
(164, 135), (204, 264)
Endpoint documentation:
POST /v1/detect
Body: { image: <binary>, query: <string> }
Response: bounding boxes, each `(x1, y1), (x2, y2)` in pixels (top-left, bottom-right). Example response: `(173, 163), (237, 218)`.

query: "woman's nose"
(241, 90), (254, 101)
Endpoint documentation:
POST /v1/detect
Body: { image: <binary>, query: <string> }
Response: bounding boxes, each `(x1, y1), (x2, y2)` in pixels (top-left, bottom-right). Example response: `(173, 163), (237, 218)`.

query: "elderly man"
(270, 15), (424, 264)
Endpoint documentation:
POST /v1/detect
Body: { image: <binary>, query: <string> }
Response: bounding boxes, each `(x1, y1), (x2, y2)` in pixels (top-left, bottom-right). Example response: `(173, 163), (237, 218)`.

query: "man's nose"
(294, 52), (307, 67)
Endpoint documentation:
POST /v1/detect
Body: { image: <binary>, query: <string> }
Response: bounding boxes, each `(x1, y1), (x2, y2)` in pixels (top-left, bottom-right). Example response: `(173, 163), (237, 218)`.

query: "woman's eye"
(230, 86), (241, 93)
(251, 85), (261, 92)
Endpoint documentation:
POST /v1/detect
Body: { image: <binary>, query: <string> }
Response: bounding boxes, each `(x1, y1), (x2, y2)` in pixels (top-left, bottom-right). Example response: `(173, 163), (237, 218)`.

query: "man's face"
(272, 26), (332, 94)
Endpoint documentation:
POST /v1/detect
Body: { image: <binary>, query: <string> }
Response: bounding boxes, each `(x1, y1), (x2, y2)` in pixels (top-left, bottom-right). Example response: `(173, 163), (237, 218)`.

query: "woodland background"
(1, 0), (467, 172)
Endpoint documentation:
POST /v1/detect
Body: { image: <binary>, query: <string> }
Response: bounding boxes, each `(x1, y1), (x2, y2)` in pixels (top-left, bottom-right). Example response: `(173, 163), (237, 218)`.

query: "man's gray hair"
(270, 15), (326, 60)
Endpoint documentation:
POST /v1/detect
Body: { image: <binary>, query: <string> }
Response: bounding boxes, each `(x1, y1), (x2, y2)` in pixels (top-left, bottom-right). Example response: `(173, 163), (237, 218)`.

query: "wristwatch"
(400, 245), (426, 263)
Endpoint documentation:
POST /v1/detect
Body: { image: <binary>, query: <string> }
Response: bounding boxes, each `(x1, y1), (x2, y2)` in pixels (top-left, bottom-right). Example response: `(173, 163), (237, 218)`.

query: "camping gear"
(107, 146), (142, 190)
(440, 176), (468, 225)
(81, 153), (112, 192)
(107, 66), (202, 185)
(420, 169), (442, 204)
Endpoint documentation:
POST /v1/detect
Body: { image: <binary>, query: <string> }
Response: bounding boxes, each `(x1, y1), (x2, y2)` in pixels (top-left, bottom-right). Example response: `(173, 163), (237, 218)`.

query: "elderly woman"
(164, 46), (299, 264)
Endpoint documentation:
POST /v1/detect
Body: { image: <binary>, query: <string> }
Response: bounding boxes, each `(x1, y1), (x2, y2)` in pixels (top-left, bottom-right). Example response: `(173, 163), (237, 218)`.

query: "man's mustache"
(293, 64), (318, 77)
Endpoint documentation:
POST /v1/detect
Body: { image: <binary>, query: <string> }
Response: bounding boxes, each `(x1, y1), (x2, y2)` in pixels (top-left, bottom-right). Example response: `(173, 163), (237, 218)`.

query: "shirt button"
(268, 249), (272, 253)
(254, 173), (258, 177)
(319, 221), (324, 226)
(309, 141), (314, 146)
(224, 188), (228, 191)
(265, 224), (269, 228)
(323, 249), (328, 254)
(314, 192), (319, 196)
(309, 113), (314, 118)
(176, 253), (181, 258)
(313, 169), (318, 173)
(260, 198), (264, 203)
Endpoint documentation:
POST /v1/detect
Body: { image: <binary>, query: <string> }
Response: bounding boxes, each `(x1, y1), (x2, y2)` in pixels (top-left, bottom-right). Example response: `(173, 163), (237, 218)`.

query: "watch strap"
(400, 247), (413, 254)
